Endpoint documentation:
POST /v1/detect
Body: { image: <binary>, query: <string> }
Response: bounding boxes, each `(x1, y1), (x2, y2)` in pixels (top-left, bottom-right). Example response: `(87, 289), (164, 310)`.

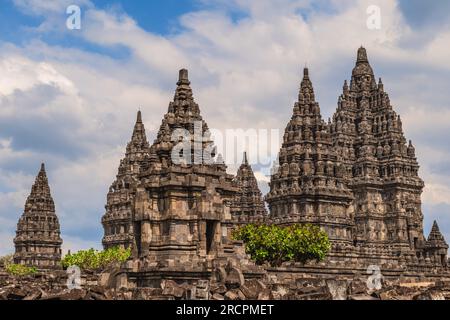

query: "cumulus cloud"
(0, 0), (450, 255)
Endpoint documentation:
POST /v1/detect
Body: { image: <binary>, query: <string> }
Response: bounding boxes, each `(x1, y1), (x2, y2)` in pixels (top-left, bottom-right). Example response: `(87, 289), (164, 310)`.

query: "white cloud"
(423, 183), (450, 206)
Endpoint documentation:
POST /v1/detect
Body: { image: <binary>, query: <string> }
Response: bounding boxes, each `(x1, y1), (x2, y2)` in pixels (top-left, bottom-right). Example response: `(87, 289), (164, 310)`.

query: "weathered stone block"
(240, 279), (266, 300)
(326, 280), (348, 300)
(212, 293), (224, 300)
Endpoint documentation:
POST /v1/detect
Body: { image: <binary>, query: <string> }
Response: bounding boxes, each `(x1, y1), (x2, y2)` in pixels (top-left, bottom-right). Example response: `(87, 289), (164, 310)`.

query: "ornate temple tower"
(13, 164), (62, 269)
(266, 68), (354, 248)
(330, 47), (426, 261)
(102, 111), (150, 250)
(231, 152), (267, 218)
(424, 221), (448, 266)
(131, 69), (238, 269)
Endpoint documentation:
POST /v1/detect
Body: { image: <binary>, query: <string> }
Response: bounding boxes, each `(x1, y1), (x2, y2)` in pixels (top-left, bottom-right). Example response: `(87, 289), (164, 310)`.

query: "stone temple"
(12, 47), (448, 282)
(13, 164), (62, 269)
(98, 47), (448, 289)
(231, 152), (267, 218)
(265, 47), (448, 273)
(102, 110), (150, 250)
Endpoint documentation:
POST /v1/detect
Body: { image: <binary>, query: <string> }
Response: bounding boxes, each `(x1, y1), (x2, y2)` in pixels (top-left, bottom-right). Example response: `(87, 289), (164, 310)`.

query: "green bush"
(61, 247), (131, 270)
(232, 223), (331, 266)
(5, 264), (38, 276)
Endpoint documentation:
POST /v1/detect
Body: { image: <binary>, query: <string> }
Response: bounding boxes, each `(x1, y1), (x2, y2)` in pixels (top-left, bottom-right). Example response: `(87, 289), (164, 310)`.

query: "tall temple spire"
(328, 46), (442, 266)
(102, 111), (150, 250)
(267, 64), (353, 241)
(14, 163), (62, 268)
(149, 69), (211, 167)
(117, 68), (237, 265)
(232, 152), (267, 217)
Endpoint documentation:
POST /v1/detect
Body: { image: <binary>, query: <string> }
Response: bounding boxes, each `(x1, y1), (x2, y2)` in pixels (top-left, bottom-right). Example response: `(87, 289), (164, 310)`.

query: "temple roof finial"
(356, 46), (369, 64)
(351, 46), (375, 89)
(378, 77), (384, 91)
(243, 152), (248, 165)
(298, 67), (315, 104)
(178, 69), (190, 85)
(175, 68), (193, 101)
(137, 110), (142, 123)
(29, 162), (52, 201)
(130, 110), (148, 147)
(432, 220), (440, 233)
(343, 79), (349, 92)
(426, 220), (448, 249)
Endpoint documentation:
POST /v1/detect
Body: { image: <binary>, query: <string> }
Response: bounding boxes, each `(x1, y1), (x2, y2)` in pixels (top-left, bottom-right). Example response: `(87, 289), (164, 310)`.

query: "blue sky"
(0, 0), (450, 255)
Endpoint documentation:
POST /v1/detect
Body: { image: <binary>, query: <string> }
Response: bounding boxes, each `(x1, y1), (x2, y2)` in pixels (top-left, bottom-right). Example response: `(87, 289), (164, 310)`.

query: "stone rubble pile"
(1, 267), (450, 300)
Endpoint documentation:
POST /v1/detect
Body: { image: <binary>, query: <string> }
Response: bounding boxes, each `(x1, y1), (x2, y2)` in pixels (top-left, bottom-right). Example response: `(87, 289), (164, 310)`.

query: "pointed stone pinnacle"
(357, 46), (369, 64)
(131, 110), (148, 146)
(427, 220), (447, 246)
(343, 80), (349, 92)
(432, 220), (440, 232)
(303, 67), (309, 78)
(175, 68), (194, 101)
(14, 161), (62, 268)
(233, 151), (267, 217)
(298, 67), (316, 104)
(178, 69), (190, 85)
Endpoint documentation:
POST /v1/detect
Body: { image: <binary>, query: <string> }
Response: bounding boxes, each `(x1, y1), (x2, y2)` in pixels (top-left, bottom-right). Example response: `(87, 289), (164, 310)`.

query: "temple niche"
(13, 164), (63, 269)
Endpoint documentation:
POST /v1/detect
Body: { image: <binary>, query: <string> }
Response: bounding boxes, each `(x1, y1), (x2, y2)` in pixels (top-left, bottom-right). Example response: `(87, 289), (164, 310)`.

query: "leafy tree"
(232, 223), (331, 266)
(61, 247), (131, 270)
(5, 264), (38, 276)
